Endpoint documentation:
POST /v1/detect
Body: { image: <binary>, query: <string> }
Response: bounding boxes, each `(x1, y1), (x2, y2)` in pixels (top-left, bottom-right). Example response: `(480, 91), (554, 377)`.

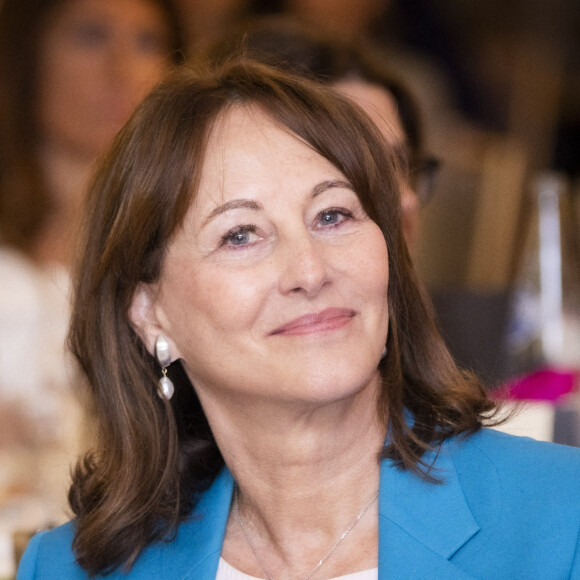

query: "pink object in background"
(499, 368), (578, 401)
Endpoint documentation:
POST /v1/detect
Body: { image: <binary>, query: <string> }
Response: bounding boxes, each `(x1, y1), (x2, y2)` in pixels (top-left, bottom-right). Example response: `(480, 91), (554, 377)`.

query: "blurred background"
(1, 0), (579, 577)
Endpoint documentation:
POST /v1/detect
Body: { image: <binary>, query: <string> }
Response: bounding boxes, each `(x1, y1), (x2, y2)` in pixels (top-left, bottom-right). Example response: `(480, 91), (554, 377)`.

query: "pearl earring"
(155, 335), (174, 400)
(381, 345), (387, 360)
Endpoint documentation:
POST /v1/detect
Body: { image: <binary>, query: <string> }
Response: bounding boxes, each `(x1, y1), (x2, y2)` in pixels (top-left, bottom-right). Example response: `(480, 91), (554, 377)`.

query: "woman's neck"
(32, 141), (96, 267)
(200, 373), (385, 579)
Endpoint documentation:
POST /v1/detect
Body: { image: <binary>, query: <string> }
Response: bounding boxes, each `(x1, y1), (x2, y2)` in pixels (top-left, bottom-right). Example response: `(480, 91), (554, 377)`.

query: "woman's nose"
(277, 235), (330, 297)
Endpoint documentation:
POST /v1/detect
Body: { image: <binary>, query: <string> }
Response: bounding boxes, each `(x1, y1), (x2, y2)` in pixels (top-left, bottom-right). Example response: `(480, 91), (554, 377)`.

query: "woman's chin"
(266, 359), (382, 408)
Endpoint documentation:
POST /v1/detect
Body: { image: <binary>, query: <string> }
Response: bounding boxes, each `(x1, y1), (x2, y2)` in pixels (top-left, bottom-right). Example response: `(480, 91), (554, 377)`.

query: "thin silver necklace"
(233, 484), (379, 580)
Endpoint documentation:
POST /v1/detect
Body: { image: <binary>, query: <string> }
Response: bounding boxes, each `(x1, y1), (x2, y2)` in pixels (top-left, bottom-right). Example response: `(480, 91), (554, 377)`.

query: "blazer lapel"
(156, 468), (235, 580)
(123, 467), (234, 579)
(378, 444), (480, 579)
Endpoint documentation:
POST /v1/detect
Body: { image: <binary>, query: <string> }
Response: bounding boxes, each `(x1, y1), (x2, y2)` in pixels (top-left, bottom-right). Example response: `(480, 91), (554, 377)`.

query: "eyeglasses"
(411, 155), (441, 206)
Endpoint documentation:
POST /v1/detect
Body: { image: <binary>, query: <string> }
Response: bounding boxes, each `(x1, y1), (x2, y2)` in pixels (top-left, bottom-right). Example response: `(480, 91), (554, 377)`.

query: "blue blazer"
(17, 428), (580, 579)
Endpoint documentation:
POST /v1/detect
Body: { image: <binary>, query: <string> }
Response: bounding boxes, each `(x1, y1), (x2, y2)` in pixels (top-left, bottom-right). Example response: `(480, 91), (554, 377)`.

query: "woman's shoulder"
(456, 425), (580, 466)
(446, 427), (580, 500)
(19, 521), (158, 579)
(17, 522), (85, 580)
(18, 469), (234, 579)
(429, 427), (580, 577)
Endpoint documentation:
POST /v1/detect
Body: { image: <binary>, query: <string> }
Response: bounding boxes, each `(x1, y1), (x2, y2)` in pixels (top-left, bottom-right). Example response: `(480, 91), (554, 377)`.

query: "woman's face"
(36, 0), (173, 159)
(333, 79), (420, 246)
(133, 106), (390, 406)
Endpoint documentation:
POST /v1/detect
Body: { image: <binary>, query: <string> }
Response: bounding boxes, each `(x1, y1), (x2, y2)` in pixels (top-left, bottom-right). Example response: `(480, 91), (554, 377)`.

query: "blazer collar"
(173, 468), (235, 579)
(378, 441), (480, 578)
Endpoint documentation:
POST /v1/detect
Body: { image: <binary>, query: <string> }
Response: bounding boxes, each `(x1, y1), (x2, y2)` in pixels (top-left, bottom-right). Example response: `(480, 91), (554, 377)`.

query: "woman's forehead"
(187, 103), (349, 215)
(200, 104), (322, 181)
(207, 103), (302, 152)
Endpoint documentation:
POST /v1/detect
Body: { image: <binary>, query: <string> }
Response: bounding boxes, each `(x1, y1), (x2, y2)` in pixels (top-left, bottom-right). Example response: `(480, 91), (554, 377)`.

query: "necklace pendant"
(233, 484), (379, 580)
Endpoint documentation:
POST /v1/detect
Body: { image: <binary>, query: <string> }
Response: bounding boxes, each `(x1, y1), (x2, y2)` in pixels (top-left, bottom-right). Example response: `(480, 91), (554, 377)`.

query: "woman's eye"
(220, 225), (260, 248)
(317, 209), (352, 228)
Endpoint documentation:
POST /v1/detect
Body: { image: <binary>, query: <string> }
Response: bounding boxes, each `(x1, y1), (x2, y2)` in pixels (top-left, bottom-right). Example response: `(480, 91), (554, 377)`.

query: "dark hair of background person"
(246, 0), (496, 129)
(66, 59), (498, 576)
(0, 0), (185, 257)
(206, 16), (424, 173)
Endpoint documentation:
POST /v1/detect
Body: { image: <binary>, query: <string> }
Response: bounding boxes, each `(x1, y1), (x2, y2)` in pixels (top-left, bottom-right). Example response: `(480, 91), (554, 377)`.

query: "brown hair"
(204, 16), (424, 171)
(0, 0), (185, 256)
(68, 59), (497, 575)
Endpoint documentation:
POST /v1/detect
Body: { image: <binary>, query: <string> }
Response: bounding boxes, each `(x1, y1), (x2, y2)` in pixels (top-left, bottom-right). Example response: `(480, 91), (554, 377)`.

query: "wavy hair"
(68, 59), (498, 576)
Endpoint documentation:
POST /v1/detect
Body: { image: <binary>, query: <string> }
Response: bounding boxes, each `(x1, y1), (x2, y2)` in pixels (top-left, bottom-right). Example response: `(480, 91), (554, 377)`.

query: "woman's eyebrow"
(202, 199), (263, 227)
(202, 180), (353, 227)
(312, 179), (354, 197)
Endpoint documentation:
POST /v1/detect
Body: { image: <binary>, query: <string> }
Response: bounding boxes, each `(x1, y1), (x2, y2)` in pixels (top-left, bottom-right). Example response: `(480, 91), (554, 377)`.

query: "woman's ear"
(129, 283), (179, 359)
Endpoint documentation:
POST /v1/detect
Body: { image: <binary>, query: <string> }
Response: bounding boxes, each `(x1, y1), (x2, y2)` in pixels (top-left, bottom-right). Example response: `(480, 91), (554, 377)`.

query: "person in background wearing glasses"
(204, 16), (440, 249)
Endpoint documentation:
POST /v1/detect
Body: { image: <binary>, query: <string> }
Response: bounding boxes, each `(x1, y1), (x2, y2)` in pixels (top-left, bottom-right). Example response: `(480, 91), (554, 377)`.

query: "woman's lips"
(269, 308), (356, 336)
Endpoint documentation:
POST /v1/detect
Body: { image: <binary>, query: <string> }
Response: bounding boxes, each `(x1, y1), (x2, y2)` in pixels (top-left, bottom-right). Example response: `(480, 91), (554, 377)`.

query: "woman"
(0, 0), (183, 571)
(0, 0), (183, 264)
(18, 61), (580, 579)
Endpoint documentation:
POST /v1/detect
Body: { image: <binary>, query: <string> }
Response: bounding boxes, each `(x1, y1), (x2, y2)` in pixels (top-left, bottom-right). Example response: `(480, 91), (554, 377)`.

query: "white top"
(216, 557), (378, 580)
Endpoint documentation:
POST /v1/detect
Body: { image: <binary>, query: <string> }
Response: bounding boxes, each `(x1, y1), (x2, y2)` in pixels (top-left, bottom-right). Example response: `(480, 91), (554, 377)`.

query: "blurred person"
(205, 17), (439, 247)
(0, 0), (184, 265)
(0, 0), (184, 573)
